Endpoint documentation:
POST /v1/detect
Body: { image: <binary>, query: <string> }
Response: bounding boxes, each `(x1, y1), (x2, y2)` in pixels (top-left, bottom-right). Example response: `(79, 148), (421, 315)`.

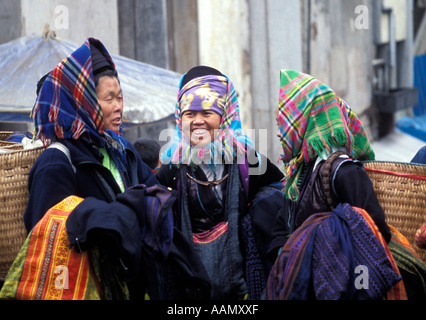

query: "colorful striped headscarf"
(32, 38), (128, 171)
(162, 70), (252, 169)
(276, 69), (374, 201)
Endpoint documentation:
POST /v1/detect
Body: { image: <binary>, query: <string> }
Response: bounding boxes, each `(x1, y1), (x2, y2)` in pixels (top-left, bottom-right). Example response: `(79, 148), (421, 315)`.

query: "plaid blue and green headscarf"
(32, 37), (128, 171)
(161, 70), (252, 169)
(277, 69), (375, 201)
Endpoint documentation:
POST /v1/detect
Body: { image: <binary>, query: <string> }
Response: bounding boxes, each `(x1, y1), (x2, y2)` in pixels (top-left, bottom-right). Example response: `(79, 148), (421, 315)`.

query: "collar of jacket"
(58, 138), (108, 166)
(57, 138), (136, 167)
(58, 138), (135, 196)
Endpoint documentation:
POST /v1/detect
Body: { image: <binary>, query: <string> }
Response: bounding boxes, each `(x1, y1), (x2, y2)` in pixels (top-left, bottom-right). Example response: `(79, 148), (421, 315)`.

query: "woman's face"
(96, 76), (123, 132)
(181, 110), (221, 146)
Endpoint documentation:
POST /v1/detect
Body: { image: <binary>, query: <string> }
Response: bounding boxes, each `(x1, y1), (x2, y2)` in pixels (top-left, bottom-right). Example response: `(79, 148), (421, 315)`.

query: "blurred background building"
(0, 0), (425, 164)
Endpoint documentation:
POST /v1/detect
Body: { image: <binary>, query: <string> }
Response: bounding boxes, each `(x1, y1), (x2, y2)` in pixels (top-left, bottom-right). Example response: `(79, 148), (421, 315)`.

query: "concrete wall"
(118, 0), (169, 68)
(20, 0), (119, 54)
(309, 0), (375, 117)
(118, 0), (199, 72)
(167, 0), (199, 74)
(197, 0), (251, 130)
(248, 0), (303, 164)
(196, 0), (303, 163)
(0, 0), (21, 44)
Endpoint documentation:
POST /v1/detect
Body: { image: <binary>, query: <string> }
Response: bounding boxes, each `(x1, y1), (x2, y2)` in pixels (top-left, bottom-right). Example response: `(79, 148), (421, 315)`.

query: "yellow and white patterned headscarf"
(161, 66), (252, 169)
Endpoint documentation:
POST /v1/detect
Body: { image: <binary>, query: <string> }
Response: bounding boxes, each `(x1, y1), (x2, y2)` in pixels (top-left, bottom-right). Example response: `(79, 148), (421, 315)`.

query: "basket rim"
(0, 146), (45, 155)
(362, 160), (426, 167)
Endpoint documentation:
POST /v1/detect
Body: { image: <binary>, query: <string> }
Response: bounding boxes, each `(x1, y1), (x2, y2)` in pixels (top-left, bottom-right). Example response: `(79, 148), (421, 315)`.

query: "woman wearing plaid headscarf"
(21, 38), (159, 299)
(269, 69), (391, 253)
(26, 37), (158, 231)
(156, 66), (283, 300)
(267, 70), (426, 300)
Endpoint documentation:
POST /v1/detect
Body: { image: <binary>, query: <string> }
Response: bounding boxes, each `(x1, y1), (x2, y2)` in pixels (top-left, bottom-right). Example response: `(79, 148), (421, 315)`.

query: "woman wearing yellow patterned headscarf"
(156, 66), (284, 300)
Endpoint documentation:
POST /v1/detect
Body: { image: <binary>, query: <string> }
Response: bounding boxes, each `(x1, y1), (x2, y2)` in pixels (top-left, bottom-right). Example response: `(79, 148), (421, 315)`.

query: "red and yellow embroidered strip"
(16, 196), (97, 300)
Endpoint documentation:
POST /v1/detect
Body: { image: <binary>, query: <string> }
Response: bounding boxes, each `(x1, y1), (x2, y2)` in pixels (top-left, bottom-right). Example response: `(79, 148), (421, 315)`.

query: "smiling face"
(181, 110), (222, 146)
(96, 76), (123, 132)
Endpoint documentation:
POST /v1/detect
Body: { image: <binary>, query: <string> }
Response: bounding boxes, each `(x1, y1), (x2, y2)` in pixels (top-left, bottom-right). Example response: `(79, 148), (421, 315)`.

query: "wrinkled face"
(96, 76), (123, 132)
(181, 110), (221, 146)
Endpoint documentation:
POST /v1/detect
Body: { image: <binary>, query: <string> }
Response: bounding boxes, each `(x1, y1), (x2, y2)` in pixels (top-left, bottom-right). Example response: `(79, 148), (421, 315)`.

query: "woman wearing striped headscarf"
(21, 38), (159, 299)
(25, 37), (158, 232)
(266, 70), (426, 300)
(156, 66), (283, 300)
(269, 69), (391, 253)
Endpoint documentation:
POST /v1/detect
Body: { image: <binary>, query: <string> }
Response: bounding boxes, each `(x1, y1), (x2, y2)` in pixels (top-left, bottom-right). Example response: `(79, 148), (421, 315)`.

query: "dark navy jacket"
(24, 138), (158, 232)
(411, 146), (426, 164)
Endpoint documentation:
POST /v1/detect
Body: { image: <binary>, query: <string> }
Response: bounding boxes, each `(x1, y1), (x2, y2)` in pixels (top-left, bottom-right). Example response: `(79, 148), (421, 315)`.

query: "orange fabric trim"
(16, 196), (95, 300)
(193, 222), (228, 244)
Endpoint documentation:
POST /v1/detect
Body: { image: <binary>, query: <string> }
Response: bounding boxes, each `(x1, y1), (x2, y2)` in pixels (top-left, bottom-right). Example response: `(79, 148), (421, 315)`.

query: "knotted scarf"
(31, 37), (128, 172)
(276, 69), (374, 201)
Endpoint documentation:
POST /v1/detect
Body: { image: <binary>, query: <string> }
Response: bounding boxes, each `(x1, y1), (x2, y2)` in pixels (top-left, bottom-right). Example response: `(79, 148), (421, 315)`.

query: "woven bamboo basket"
(0, 141), (24, 151)
(363, 161), (426, 264)
(0, 135), (45, 280)
(0, 132), (13, 141)
(0, 132), (23, 151)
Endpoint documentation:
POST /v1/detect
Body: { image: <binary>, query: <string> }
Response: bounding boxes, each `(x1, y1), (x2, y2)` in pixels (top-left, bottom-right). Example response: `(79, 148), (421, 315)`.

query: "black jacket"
(156, 152), (284, 299)
(156, 152), (284, 205)
(24, 138), (158, 232)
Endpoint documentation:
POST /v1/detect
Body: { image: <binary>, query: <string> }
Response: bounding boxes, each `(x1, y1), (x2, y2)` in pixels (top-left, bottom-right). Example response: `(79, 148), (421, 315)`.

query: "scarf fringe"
(165, 130), (252, 171)
(306, 128), (351, 160)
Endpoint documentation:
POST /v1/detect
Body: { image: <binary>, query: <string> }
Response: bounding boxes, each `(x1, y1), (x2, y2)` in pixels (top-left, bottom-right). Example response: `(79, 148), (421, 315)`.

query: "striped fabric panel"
(267, 213), (330, 300)
(346, 207), (406, 300)
(387, 225), (426, 300)
(193, 222), (229, 244)
(266, 204), (405, 300)
(16, 196), (100, 300)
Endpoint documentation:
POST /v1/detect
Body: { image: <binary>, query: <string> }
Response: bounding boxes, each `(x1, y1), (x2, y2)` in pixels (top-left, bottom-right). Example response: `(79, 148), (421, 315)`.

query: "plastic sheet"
(397, 114), (426, 142)
(0, 34), (181, 123)
(414, 54), (426, 116)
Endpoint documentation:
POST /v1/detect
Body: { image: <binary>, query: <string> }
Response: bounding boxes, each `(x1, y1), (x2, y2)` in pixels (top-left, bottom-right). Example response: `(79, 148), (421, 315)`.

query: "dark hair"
(36, 73), (50, 96)
(133, 138), (161, 170)
(94, 68), (118, 88)
(180, 66), (223, 89)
